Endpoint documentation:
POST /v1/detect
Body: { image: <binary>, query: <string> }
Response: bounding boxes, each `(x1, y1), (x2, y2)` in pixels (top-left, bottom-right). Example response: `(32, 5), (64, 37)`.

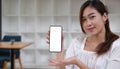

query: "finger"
(48, 63), (57, 66)
(48, 61), (63, 66)
(46, 40), (50, 44)
(48, 58), (60, 65)
(48, 59), (66, 67)
(46, 36), (50, 40)
(46, 35), (50, 44)
(48, 58), (56, 63)
(49, 58), (63, 65)
(48, 61), (59, 66)
(47, 30), (50, 35)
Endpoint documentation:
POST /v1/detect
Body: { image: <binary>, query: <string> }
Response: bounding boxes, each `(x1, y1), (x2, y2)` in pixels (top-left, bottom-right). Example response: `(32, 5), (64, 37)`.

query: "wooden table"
(0, 42), (33, 69)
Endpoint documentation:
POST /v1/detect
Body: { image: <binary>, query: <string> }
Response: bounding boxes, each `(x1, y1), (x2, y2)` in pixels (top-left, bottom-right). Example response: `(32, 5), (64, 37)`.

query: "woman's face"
(81, 6), (107, 36)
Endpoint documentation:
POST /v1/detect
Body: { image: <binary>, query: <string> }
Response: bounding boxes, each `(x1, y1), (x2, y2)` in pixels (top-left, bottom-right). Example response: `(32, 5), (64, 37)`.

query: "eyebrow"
(88, 12), (95, 16)
(82, 12), (95, 19)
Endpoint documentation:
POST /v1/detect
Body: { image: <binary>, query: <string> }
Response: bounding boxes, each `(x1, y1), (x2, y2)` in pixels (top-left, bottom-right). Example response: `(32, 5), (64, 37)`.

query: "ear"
(103, 13), (108, 23)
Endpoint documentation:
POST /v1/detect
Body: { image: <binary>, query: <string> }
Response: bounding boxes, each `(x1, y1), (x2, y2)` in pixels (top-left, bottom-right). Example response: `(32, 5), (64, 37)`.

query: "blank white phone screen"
(50, 26), (62, 52)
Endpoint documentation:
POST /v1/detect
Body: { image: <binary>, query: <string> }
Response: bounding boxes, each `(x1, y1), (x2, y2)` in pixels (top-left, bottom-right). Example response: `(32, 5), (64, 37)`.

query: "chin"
(86, 31), (98, 37)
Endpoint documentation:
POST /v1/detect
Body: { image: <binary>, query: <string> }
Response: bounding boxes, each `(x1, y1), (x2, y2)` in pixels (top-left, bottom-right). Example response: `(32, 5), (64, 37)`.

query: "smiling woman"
(46, 0), (120, 69)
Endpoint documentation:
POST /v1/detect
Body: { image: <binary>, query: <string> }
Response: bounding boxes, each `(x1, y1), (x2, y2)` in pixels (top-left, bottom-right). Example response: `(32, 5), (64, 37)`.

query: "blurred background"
(1, 0), (120, 69)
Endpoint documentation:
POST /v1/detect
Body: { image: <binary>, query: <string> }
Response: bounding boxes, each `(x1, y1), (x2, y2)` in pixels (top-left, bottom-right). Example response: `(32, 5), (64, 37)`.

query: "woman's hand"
(48, 57), (90, 69)
(48, 57), (78, 66)
(46, 30), (50, 44)
(46, 30), (66, 69)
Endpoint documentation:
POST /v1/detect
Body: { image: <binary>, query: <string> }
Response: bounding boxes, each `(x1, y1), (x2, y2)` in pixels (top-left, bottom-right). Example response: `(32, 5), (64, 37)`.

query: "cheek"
(82, 24), (88, 33)
(82, 24), (86, 30)
(94, 18), (104, 28)
(95, 22), (105, 31)
(98, 18), (105, 26)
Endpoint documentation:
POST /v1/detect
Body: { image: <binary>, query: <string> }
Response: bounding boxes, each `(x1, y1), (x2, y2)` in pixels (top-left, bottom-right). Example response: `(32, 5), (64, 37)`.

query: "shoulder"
(112, 37), (120, 49)
(108, 37), (120, 60)
(110, 37), (120, 53)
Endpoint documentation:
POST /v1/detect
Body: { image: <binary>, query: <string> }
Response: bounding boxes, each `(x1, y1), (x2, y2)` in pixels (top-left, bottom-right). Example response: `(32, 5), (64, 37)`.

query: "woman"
(46, 0), (120, 69)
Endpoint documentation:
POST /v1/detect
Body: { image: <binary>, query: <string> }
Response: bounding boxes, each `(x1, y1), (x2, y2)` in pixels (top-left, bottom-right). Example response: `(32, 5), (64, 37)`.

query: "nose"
(86, 19), (92, 27)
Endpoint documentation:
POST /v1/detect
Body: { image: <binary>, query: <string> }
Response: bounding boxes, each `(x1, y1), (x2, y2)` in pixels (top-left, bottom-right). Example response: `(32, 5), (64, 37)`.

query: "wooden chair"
(0, 35), (23, 69)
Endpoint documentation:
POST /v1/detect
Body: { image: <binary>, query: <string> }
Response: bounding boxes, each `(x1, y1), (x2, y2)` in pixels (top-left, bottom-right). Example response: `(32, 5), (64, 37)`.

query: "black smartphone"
(49, 25), (62, 52)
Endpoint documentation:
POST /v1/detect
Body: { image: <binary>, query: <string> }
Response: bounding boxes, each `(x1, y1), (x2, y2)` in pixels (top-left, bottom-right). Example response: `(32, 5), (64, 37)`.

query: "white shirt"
(65, 35), (120, 69)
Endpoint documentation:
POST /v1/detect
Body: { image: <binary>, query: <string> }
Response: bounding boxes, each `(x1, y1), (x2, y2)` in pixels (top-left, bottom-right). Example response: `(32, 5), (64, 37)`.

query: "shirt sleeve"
(106, 46), (120, 69)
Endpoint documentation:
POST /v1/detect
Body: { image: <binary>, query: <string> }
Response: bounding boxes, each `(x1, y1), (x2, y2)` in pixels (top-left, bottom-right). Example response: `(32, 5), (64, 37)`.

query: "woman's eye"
(82, 19), (86, 23)
(90, 16), (95, 19)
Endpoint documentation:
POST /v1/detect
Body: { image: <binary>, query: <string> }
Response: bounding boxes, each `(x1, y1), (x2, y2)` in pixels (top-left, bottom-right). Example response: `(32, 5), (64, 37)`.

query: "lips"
(87, 27), (95, 32)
